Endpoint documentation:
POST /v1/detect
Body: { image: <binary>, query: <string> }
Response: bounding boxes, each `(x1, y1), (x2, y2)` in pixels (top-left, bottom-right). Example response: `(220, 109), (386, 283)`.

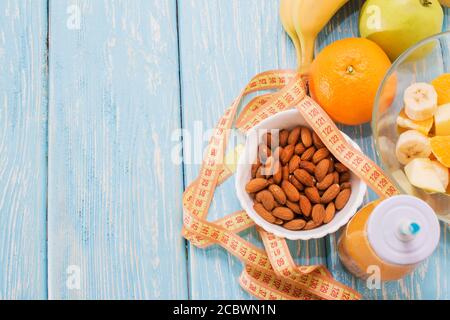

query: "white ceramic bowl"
(235, 109), (367, 240)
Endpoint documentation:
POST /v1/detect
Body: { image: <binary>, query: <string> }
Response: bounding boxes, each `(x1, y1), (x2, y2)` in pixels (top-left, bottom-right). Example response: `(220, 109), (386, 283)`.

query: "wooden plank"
(0, 0), (48, 299)
(319, 0), (449, 299)
(178, 0), (327, 300)
(47, 0), (187, 299)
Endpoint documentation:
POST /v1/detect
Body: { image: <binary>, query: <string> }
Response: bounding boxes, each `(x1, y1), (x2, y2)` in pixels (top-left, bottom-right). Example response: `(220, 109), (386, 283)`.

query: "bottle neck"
(396, 221), (421, 242)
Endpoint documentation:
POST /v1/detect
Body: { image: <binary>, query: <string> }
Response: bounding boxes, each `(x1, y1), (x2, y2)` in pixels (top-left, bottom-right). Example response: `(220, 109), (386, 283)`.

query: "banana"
(405, 158), (446, 193)
(280, 0), (302, 67)
(431, 160), (449, 190)
(292, 0), (349, 73)
(395, 130), (432, 165)
(404, 82), (438, 121)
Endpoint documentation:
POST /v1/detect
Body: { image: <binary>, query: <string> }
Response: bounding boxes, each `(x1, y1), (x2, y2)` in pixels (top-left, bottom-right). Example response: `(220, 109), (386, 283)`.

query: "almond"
(335, 162), (349, 173)
(256, 190), (276, 211)
(272, 207), (295, 221)
(283, 219), (306, 231)
(300, 146), (316, 161)
(282, 165), (289, 181)
(299, 161), (316, 175)
(280, 144), (294, 164)
(245, 178), (269, 193)
(305, 187), (321, 204)
(340, 182), (352, 190)
(274, 218), (284, 225)
(255, 166), (265, 179)
(281, 180), (300, 202)
(286, 200), (301, 214)
(314, 159), (330, 182)
(263, 132), (272, 148)
(304, 220), (317, 230)
(273, 165), (282, 185)
(289, 175), (304, 191)
(312, 204), (325, 225)
(294, 143), (306, 155)
(340, 172), (351, 183)
(301, 127), (313, 147)
(317, 173), (334, 190)
(251, 162), (261, 178)
(328, 158), (335, 173)
(258, 143), (271, 162)
(293, 169), (314, 187)
(312, 132), (325, 149)
(299, 195), (312, 217)
(267, 157), (281, 176)
(333, 171), (340, 184)
(288, 127), (301, 145)
(321, 184), (340, 204)
(279, 130), (289, 147)
(335, 189), (351, 210)
(253, 203), (276, 224)
(268, 184), (287, 205)
(247, 123), (350, 232)
(273, 201), (282, 208)
(312, 147), (330, 164)
(288, 155), (301, 173)
(324, 202), (336, 224)
(263, 155), (276, 173)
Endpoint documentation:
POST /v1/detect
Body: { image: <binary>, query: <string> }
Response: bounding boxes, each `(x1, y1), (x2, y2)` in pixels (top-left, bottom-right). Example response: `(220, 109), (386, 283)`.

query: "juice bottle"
(338, 195), (440, 281)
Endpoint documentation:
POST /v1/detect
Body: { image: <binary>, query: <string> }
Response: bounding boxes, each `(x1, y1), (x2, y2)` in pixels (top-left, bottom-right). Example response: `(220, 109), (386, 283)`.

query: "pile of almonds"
(246, 126), (352, 231)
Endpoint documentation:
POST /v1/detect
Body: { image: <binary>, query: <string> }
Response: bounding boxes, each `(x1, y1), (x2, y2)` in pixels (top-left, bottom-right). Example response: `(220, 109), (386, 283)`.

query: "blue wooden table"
(0, 0), (448, 300)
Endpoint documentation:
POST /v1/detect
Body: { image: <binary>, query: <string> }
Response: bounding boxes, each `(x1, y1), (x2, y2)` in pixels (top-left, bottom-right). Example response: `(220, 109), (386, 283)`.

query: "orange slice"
(396, 108), (433, 135)
(430, 136), (450, 168)
(432, 74), (450, 105)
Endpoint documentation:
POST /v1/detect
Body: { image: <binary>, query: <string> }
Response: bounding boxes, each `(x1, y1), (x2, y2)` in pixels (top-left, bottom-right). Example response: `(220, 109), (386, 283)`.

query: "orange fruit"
(430, 136), (450, 168)
(309, 38), (394, 126)
(431, 74), (450, 105)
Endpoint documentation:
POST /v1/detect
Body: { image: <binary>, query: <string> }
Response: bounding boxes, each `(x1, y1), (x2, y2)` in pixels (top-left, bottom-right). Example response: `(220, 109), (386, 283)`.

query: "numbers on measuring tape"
(315, 117), (326, 127)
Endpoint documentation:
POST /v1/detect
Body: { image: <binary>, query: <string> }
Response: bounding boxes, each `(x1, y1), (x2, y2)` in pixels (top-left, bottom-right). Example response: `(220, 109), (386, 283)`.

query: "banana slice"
(396, 108), (433, 135)
(431, 160), (449, 190)
(405, 158), (446, 194)
(391, 169), (419, 196)
(395, 130), (432, 165)
(404, 83), (438, 121)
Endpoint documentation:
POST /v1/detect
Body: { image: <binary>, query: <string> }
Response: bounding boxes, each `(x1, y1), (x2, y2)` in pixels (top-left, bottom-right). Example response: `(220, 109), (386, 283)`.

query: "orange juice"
(338, 195), (440, 281)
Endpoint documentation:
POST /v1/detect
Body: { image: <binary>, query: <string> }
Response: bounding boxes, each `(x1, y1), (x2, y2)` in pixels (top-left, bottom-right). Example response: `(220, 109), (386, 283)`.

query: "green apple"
(359, 0), (443, 61)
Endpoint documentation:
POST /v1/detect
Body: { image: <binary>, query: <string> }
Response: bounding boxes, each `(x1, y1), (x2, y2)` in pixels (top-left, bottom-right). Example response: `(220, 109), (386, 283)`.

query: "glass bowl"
(373, 31), (450, 224)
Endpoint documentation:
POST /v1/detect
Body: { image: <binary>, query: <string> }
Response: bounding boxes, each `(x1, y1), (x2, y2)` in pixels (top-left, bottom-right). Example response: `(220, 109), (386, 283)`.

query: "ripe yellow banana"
(280, 0), (349, 73)
(293, 0), (350, 73)
(279, 0), (302, 66)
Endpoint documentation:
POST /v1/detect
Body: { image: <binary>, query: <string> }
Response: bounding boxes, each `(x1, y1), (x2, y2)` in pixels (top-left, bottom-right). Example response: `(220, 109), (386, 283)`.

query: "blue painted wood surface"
(0, 0), (447, 300)
(0, 0), (48, 299)
(47, 0), (186, 299)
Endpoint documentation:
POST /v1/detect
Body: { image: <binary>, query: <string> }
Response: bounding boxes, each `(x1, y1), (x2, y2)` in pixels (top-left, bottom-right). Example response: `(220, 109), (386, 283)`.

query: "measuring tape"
(182, 70), (400, 300)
